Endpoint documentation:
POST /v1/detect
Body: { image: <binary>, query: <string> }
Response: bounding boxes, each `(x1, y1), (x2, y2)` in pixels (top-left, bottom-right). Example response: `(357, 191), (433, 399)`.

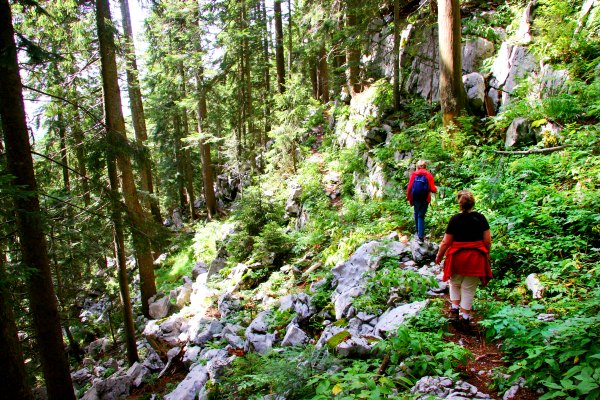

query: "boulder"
(192, 262), (208, 280)
(410, 376), (492, 399)
(278, 293), (314, 321)
(127, 362), (150, 388)
(525, 273), (546, 299)
(285, 184), (303, 217)
(163, 364), (209, 400)
(401, 26), (440, 102)
(149, 296), (171, 320)
(373, 300), (429, 337)
(462, 37), (495, 73)
(281, 323), (309, 347)
(176, 282), (193, 309)
(505, 118), (535, 148)
(81, 374), (133, 400)
(331, 240), (411, 320)
(207, 258), (227, 280)
(87, 338), (110, 357)
(463, 72), (486, 113)
(245, 311), (276, 354)
(189, 319), (223, 346)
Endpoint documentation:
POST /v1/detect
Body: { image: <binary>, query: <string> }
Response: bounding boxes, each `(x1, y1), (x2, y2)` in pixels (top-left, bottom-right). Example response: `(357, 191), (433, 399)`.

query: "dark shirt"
(446, 211), (490, 242)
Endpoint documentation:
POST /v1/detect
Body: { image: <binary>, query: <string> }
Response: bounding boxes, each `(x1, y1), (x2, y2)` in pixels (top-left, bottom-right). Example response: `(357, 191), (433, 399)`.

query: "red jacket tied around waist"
(442, 240), (492, 287)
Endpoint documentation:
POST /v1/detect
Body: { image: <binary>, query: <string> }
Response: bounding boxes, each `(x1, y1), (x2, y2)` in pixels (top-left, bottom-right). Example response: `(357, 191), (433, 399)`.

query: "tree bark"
(260, 0), (271, 143)
(107, 157), (139, 365)
(0, 251), (33, 400)
(393, 0), (401, 111)
(57, 114), (71, 192)
(96, 0), (156, 318)
(178, 63), (195, 220)
(274, 0), (286, 93)
(195, 59), (217, 219)
(71, 112), (91, 206)
(345, 0), (362, 95)
(438, 0), (466, 126)
(317, 45), (329, 103)
(0, 2), (76, 398)
(120, 0), (162, 224)
(172, 112), (187, 211)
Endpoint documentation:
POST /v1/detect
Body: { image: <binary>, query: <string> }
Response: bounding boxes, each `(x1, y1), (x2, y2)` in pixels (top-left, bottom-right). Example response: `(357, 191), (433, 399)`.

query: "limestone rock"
(526, 273), (546, 299)
(505, 118), (535, 148)
(281, 323), (309, 347)
(149, 296), (171, 320)
(373, 300), (429, 337)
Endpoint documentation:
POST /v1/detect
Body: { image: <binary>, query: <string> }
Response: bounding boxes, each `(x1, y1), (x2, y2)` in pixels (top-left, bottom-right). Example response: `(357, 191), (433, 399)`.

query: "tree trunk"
(345, 0), (362, 95)
(0, 2), (76, 398)
(178, 63), (195, 220)
(120, 0), (162, 224)
(71, 112), (91, 206)
(393, 0), (401, 111)
(107, 157), (139, 365)
(274, 0), (286, 93)
(438, 0), (466, 126)
(96, 0), (156, 318)
(57, 114), (71, 192)
(172, 112), (187, 210)
(317, 45), (329, 103)
(195, 63), (217, 219)
(0, 251), (33, 400)
(287, 0), (293, 73)
(260, 0), (271, 144)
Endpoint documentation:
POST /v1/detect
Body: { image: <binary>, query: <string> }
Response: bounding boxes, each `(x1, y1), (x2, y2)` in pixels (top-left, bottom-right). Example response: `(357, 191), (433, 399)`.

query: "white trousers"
(449, 274), (480, 310)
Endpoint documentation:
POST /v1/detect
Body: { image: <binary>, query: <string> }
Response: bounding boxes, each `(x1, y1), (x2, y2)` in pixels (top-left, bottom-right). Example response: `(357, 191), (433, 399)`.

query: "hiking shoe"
(459, 317), (475, 335)
(448, 308), (460, 323)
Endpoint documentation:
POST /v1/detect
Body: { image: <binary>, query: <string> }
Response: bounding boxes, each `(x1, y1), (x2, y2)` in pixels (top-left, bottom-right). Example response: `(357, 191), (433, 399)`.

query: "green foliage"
(531, 0), (600, 80)
(374, 326), (471, 386)
(407, 298), (448, 332)
(479, 289), (600, 399)
(252, 221), (294, 262)
(265, 308), (295, 331)
(208, 346), (337, 399)
(353, 258), (437, 314)
(155, 241), (195, 292)
(309, 359), (397, 399)
(309, 275), (334, 312)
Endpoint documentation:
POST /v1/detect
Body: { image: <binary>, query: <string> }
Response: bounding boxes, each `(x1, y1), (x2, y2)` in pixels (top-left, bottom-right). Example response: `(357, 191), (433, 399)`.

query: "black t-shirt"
(445, 211), (490, 242)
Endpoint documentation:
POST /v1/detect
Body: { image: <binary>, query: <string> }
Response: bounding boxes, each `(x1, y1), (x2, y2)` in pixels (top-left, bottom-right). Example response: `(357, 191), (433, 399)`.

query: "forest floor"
(442, 294), (539, 400)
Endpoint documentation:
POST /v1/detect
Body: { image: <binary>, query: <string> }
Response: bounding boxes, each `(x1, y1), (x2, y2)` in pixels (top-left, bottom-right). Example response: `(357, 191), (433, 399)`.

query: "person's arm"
(427, 172), (437, 193)
(483, 229), (492, 251)
(435, 233), (454, 264)
(406, 174), (415, 204)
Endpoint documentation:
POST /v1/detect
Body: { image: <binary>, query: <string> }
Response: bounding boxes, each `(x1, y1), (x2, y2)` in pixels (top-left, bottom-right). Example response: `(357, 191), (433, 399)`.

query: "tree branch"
(494, 145), (569, 155)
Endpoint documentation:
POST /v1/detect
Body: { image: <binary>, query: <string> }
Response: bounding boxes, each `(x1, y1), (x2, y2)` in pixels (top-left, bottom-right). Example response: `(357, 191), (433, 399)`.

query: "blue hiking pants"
(413, 200), (429, 240)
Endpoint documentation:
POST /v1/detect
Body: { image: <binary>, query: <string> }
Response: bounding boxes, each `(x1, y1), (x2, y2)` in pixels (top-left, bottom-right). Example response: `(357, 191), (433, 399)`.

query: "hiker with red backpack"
(406, 160), (437, 242)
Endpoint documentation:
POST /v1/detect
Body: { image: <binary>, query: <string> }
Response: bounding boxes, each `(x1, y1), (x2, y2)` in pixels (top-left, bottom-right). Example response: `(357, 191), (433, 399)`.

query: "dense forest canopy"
(0, 0), (599, 399)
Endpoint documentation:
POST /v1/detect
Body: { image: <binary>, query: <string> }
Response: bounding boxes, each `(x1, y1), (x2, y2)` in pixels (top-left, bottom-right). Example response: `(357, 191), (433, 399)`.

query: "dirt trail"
(442, 294), (539, 399)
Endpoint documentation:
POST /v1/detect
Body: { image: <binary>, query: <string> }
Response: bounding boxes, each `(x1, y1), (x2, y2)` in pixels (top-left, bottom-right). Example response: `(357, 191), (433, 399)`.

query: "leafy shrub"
(479, 290), (600, 399)
(252, 221), (294, 263)
(309, 359), (397, 399)
(374, 326), (471, 386)
(353, 258), (437, 314)
(208, 346), (337, 399)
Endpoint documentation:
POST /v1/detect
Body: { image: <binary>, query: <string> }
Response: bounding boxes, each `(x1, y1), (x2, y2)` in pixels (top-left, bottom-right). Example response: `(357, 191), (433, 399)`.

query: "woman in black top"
(436, 190), (492, 331)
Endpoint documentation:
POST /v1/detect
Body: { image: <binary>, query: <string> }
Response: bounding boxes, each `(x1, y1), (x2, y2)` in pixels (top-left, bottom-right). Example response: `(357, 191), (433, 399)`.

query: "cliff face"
(362, 1), (571, 115)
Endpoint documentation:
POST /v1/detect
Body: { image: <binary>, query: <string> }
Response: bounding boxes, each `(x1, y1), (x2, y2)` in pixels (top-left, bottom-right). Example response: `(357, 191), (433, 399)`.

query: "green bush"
(479, 290), (600, 399)
(353, 258), (437, 314)
(374, 326), (471, 387)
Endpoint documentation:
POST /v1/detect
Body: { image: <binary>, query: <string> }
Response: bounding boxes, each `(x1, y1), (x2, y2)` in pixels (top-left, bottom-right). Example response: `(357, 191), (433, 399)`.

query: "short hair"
(416, 160), (427, 169)
(457, 190), (475, 211)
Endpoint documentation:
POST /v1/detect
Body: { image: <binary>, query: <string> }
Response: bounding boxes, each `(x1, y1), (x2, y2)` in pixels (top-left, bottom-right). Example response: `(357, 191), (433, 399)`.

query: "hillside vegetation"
(150, 2), (600, 399)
